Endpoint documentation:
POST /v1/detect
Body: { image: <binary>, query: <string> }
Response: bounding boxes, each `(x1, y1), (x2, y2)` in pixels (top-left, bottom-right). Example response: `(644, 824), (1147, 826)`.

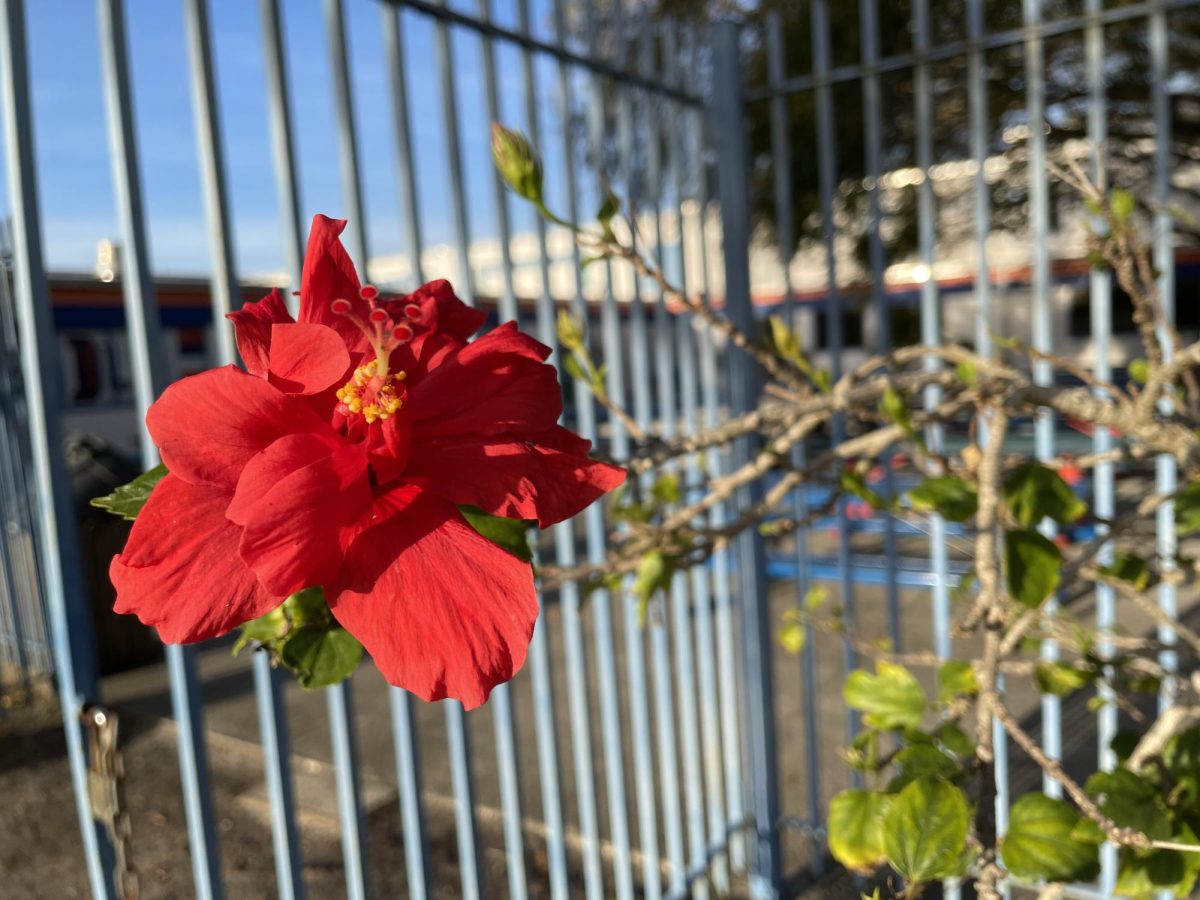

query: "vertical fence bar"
(812, 0), (862, 757)
(379, 10), (433, 899)
(1083, 1), (1118, 891)
(671, 22), (729, 893)
(1022, 0), (1064, 800)
(643, 21), (709, 895)
(382, 6), (424, 286)
(857, 0), (903, 654)
(765, 13), (823, 858)
(712, 20), (782, 899)
(432, 6), (484, 895)
(685, 29), (745, 873)
(622, 11), (687, 898)
(96, 3), (226, 897)
(182, 2), (305, 895)
(513, 6), (570, 897)
(259, 0), (303, 292)
(581, 3), (641, 897)
(0, 1), (115, 894)
(320, 5), (373, 894)
(475, 4), (530, 896)
(912, 0), (950, 666)
(1149, 0), (1178, 712)
(551, 4), (605, 896)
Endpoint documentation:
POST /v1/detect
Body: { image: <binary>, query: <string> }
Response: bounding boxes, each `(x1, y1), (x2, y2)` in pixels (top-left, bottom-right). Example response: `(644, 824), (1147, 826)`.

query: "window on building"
(816, 308), (864, 349)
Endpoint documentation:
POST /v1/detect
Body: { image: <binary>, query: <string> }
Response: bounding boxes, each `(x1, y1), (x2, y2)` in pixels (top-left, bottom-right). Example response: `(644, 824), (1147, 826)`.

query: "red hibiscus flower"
(111, 215), (625, 708)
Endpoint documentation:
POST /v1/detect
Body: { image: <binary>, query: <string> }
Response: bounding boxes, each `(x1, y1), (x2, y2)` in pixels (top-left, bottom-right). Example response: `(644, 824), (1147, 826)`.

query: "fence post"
(0, 1), (116, 896)
(711, 20), (782, 899)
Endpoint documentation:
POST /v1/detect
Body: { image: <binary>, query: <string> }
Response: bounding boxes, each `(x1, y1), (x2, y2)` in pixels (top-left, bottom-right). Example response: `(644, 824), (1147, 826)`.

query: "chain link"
(82, 705), (140, 900)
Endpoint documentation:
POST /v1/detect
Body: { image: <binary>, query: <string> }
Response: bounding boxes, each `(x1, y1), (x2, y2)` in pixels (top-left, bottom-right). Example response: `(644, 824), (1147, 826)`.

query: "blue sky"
(14, 0), (591, 281)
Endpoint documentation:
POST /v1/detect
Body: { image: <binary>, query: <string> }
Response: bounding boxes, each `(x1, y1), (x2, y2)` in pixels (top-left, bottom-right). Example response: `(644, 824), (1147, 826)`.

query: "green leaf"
(232, 605), (287, 656)
(908, 476), (978, 523)
(1001, 793), (1101, 883)
(778, 610), (806, 654)
(90, 464), (168, 520)
(1128, 357), (1150, 384)
(459, 505), (534, 563)
(889, 744), (961, 791)
(1099, 552), (1151, 590)
(937, 722), (974, 757)
(1035, 661), (1095, 696)
(767, 315), (807, 371)
(556, 310), (585, 351)
(1003, 463), (1087, 528)
(632, 551), (673, 623)
(955, 360), (978, 385)
(650, 474), (681, 505)
(279, 626), (364, 689)
(804, 585), (828, 612)
(1175, 481), (1200, 536)
(879, 386), (918, 444)
(882, 777), (970, 883)
(1111, 188), (1136, 224)
(1086, 768), (1172, 841)
(840, 469), (887, 510)
(937, 660), (979, 703)
(827, 789), (893, 873)
(596, 189), (620, 232)
(844, 661), (926, 731)
(1115, 827), (1200, 900)
(1004, 529), (1061, 608)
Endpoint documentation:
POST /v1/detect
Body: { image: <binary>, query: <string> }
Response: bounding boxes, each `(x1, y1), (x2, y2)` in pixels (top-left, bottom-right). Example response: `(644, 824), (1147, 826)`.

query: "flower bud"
(491, 123), (544, 205)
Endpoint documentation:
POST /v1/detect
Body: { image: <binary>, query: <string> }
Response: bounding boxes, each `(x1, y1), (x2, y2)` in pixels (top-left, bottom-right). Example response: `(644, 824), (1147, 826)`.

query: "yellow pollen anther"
(337, 361), (404, 424)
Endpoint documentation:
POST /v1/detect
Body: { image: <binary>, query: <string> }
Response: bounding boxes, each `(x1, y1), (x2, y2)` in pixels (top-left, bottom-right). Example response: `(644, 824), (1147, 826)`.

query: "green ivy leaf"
(1035, 661), (1095, 696)
(908, 476), (978, 523)
(1099, 552), (1151, 590)
(1175, 482), (1200, 536)
(279, 626), (364, 690)
(1003, 463), (1087, 528)
(827, 789), (893, 873)
(844, 661), (926, 731)
(1004, 529), (1061, 608)
(882, 777), (971, 883)
(90, 464), (168, 520)
(459, 505), (534, 563)
(937, 660), (979, 703)
(1001, 792), (1101, 883)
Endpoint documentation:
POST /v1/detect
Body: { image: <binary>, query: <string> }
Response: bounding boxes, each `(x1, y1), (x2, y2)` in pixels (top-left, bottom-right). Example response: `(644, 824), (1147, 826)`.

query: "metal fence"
(1, 0), (1198, 898)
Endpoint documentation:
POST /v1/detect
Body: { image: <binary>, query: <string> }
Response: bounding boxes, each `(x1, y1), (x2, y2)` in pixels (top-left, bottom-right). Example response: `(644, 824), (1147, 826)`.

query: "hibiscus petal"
(230, 434), (372, 597)
(111, 474), (279, 644)
(401, 279), (486, 342)
(406, 425), (626, 527)
(227, 289), (294, 377)
(147, 365), (333, 490)
(267, 322), (351, 395)
(298, 214), (369, 350)
(405, 323), (562, 438)
(327, 488), (538, 709)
